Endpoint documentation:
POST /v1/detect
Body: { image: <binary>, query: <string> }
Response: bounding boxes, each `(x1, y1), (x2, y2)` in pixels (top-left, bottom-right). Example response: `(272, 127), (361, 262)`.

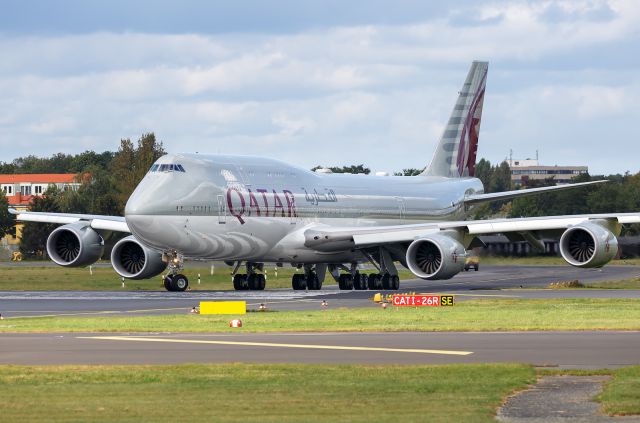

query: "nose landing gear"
(163, 251), (189, 292)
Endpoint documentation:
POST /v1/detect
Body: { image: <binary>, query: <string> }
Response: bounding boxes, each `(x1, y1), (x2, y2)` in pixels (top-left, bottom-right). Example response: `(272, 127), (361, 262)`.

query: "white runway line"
(79, 335), (474, 356)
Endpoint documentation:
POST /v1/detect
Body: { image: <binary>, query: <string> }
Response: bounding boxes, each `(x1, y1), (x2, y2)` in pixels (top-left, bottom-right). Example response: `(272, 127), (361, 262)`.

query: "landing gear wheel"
(233, 274), (248, 291)
(338, 274), (353, 290)
(390, 275), (400, 290)
(381, 274), (391, 290)
(353, 273), (367, 290)
(248, 274), (266, 290)
(257, 274), (266, 290)
(307, 273), (321, 290)
(171, 274), (189, 292)
(367, 273), (378, 290)
(292, 273), (306, 290)
(164, 275), (174, 291)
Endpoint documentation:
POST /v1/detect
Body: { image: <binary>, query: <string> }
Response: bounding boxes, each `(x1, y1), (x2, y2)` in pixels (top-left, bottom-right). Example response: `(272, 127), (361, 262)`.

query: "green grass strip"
(2, 299), (639, 333)
(0, 363), (534, 422)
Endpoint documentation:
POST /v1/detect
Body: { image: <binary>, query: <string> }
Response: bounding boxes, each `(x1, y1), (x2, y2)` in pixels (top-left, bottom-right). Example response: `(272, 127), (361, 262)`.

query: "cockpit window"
(149, 164), (186, 173)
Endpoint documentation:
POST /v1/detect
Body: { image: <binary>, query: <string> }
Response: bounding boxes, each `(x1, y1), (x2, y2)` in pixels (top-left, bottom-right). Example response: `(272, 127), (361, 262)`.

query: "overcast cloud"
(1, 0), (639, 174)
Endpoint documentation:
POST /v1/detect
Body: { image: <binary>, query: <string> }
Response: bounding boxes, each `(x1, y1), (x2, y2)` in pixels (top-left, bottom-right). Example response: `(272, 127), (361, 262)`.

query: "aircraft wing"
(463, 180), (607, 205)
(9, 209), (130, 233)
(303, 212), (640, 250)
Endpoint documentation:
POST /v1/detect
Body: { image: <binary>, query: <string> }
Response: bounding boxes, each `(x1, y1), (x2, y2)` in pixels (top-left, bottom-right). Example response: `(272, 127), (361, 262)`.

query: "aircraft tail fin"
(422, 61), (488, 178)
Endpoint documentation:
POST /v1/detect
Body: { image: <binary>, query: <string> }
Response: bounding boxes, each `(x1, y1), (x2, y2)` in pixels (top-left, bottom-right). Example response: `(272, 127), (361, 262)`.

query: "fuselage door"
(217, 194), (226, 224)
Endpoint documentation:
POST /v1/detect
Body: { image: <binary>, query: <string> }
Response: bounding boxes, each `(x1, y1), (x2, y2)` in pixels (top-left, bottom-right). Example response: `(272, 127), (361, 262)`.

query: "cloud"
(0, 0), (639, 175)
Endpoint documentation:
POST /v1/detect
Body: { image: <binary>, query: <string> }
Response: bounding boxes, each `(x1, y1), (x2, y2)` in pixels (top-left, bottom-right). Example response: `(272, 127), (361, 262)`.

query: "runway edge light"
(200, 301), (246, 315)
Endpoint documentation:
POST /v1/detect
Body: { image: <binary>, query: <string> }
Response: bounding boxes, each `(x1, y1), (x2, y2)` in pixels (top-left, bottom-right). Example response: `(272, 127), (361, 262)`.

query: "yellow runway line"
(79, 335), (474, 356)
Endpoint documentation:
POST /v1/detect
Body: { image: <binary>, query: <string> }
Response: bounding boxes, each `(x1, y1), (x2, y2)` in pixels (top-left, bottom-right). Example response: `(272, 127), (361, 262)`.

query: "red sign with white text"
(392, 295), (454, 307)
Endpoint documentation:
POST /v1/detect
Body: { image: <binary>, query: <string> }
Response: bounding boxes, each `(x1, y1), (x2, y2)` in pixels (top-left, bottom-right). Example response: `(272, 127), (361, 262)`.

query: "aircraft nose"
(124, 175), (165, 216)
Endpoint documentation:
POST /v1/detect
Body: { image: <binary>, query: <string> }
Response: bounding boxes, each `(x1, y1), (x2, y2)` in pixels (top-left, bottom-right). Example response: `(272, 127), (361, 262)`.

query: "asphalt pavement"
(0, 331), (638, 368)
(0, 265), (638, 317)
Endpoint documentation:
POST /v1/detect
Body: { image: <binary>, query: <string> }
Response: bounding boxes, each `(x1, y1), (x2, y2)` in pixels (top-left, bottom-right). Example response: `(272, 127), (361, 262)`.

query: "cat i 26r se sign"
(392, 295), (455, 307)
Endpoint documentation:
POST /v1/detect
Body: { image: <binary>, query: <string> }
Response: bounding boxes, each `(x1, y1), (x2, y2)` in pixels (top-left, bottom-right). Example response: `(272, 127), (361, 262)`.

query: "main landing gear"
(163, 251), (189, 292)
(232, 262), (266, 291)
(331, 247), (402, 291)
(330, 264), (400, 291)
(292, 264), (325, 290)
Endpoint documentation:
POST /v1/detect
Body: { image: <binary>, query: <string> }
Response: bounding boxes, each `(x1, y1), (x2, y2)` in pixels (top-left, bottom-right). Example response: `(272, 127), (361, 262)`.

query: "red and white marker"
(230, 319), (242, 328)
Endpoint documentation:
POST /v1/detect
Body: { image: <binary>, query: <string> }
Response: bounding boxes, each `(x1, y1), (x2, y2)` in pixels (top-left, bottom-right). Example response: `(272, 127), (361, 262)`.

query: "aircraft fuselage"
(124, 154), (484, 263)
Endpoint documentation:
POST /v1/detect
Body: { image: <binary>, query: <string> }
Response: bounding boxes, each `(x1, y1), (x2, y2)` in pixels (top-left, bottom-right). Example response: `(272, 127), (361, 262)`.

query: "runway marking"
(79, 335), (474, 356)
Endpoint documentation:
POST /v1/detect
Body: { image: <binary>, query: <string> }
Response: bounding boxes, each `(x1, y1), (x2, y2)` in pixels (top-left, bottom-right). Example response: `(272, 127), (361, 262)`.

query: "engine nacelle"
(406, 234), (467, 280)
(111, 236), (167, 279)
(46, 222), (104, 267)
(559, 221), (618, 268)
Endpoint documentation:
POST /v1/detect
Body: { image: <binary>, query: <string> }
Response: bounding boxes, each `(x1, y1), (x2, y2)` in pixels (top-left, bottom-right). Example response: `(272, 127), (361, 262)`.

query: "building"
(1, 174), (80, 249)
(508, 158), (588, 187)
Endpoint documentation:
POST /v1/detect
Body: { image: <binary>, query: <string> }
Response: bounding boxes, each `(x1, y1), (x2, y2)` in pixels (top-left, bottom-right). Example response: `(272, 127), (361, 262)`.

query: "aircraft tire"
(171, 274), (189, 292)
(257, 274), (266, 290)
(292, 274), (306, 290)
(307, 273), (321, 290)
(367, 274), (377, 290)
(381, 274), (391, 290)
(338, 274), (352, 290)
(233, 274), (247, 291)
(354, 273), (366, 290)
(248, 274), (259, 290)
(390, 275), (400, 290)
(163, 275), (174, 291)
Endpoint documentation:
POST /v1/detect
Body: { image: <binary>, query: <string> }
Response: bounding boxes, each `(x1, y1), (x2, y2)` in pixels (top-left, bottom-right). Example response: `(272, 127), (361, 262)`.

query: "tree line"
(0, 140), (638, 256)
(0, 133), (165, 256)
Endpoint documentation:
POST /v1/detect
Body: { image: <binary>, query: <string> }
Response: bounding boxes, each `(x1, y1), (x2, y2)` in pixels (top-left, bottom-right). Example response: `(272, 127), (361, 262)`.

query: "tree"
(0, 191), (15, 237)
(110, 133), (165, 214)
(394, 168), (423, 176)
(489, 161), (512, 193)
(311, 164), (370, 174)
(474, 158), (492, 190)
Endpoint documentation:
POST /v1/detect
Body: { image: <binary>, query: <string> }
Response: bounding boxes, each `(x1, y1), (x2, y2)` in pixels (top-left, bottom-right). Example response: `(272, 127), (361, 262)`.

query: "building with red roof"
(1, 174), (80, 249)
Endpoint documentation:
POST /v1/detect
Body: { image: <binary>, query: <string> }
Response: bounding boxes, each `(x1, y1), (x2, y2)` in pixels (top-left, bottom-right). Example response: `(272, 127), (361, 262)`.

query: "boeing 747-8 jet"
(12, 61), (640, 291)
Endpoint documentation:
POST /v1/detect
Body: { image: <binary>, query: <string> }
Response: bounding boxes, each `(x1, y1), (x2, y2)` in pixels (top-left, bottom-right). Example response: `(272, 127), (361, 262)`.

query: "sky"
(1, 0), (639, 175)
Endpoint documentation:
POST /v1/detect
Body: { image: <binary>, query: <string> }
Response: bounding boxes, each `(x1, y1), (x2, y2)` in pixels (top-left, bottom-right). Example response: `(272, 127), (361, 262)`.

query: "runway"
(0, 265), (638, 317)
(1, 331), (638, 368)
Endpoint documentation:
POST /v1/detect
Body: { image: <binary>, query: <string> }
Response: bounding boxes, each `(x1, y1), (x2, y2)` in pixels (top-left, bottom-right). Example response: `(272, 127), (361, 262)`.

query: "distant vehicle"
(464, 256), (479, 272)
(12, 61), (640, 292)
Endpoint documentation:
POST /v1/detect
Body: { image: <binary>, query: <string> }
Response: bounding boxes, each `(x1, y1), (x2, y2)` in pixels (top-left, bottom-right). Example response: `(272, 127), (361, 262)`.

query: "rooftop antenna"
(509, 149), (513, 166)
(536, 149), (539, 162)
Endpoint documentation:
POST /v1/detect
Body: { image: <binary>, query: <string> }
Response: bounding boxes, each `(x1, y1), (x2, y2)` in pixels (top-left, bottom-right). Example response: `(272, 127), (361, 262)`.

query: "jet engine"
(111, 236), (167, 279)
(46, 222), (104, 267)
(559, 221), (618, 268)
(406, 234), (467, 279)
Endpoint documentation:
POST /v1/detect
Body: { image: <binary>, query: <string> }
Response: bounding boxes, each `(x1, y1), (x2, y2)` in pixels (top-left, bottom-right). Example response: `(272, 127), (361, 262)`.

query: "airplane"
(11, 61), (640, 292)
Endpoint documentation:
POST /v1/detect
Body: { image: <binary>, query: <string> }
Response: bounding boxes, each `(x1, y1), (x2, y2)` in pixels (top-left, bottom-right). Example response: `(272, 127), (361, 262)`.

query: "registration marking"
(79, 336), (473, 356)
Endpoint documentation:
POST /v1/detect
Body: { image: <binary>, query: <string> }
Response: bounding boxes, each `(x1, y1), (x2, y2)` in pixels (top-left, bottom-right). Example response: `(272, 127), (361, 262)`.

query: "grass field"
(589, 278), (640, 289)
(0, 265), (419, 291)
(600, 366), (640, 415)
(0, 363), (535, 422)
(2, 298), (639, 333)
